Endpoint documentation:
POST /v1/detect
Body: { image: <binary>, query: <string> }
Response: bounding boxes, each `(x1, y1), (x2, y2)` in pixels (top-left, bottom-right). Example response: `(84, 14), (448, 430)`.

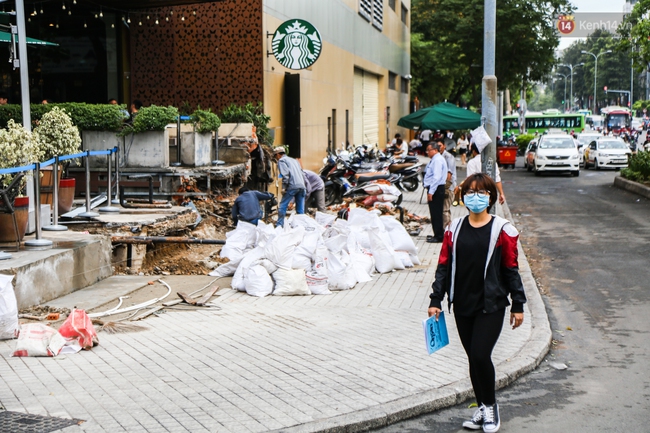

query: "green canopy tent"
(398, 102), (481, 130)
(0, 31), (58, 46)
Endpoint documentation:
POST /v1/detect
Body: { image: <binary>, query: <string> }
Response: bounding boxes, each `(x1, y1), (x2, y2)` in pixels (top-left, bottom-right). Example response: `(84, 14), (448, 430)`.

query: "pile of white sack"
(209, 208), (420, 297)
(360, 182), (402, 208)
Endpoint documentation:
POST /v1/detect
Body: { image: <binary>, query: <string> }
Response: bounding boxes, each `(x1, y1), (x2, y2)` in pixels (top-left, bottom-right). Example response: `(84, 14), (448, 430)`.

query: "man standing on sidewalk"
(422, 143), (447, 243)
(273, 146), (306, 227)
(303, 169), (326, 212)
(438, 139), (457, 228)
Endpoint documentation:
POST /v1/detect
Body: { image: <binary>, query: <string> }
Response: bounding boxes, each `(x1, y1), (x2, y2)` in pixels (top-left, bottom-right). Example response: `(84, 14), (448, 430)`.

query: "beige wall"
(263, 2), (411, 172)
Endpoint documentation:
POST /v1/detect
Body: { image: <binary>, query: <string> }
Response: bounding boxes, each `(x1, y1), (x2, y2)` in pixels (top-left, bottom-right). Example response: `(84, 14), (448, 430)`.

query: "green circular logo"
(272, 19), (322, 70)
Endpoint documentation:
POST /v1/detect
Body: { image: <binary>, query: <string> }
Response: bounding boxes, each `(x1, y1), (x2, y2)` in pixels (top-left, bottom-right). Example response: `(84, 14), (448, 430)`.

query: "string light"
(99, 7), (103, 18)
(40, 5), (44, 14)
(138, 20), (142, 26)
(127, 14), (131, 23)
(192, 10), (196, 15)
(62, 2), (65, 10)
(111, 23), (115, 28)
(181, 15), (185, 21)
(155, 18), (159, 25)
(73, 0), (76, 3)
(32, 5), (37, 16)
(146, 14), (150, 20)
(84, 21), (87, 28)
(68, 10), (71, 15)
(165, 15), (169, 22)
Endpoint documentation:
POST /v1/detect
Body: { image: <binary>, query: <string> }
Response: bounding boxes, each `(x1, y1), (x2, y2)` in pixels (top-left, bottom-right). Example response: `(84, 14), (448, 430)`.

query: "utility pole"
(481, 0), (497, 182)
(558, 63), (583, 111)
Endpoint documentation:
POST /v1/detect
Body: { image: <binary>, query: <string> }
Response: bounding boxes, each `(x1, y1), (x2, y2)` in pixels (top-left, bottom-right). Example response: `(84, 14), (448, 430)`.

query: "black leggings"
(454, 309), (505, 406)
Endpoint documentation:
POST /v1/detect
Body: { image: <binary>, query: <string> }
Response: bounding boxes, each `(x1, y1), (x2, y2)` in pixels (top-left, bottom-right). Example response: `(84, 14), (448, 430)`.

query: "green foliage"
(0, 120), (38, 189)
(411, 0), (573, 106)
(191, 108), (221, 134)
(623, 152), (650, 182)
(33, 107), (82, 161)
(0, 103), (125, 132)
(516, 133), (535, 153)
(618, 0), (650, 73)
(220, 102), (273, 146)
(120, 105), (179, 136)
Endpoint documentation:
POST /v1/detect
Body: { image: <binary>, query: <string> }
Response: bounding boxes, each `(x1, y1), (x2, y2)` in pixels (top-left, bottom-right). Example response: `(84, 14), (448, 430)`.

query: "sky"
(558, 0), (628, 50)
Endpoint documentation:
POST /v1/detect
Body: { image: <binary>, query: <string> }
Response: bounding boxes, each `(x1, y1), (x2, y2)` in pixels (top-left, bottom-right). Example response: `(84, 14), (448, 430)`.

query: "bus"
(503, 113), (585, 135)
(600, 106), (631, 135)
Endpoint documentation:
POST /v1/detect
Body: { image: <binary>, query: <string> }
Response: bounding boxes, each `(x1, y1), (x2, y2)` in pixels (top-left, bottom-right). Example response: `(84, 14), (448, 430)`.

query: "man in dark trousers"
(422, 143), (447, 243)
(231, 187), (274, 226)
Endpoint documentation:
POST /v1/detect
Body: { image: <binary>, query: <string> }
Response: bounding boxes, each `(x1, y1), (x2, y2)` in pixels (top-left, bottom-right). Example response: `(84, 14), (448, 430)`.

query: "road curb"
(613, 175), (650, 200)
(271, 202), (552, 433)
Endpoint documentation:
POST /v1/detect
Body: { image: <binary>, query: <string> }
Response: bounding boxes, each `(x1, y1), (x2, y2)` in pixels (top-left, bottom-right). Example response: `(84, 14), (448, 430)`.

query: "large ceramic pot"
(58, 178), (76, 213)
(0, 196), (29, 242)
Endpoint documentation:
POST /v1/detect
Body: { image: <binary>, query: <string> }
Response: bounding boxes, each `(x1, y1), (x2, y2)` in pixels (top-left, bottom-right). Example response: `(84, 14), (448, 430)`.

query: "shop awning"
(0, 31), (58, 46)
(398, 102), (481, 131)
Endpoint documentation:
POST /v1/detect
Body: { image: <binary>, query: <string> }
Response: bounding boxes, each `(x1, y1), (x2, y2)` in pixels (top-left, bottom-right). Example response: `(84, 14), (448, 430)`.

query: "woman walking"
(457, 133), (469, 165)
(428, 173), (526, 433)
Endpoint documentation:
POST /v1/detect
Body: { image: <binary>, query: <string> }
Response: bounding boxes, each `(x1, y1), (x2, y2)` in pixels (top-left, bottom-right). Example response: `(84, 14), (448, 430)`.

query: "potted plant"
(180, 108), (221, 166)
(0, 120), (38, 242)
(119, 105), (179, 168)
(33, 107), (82, 211)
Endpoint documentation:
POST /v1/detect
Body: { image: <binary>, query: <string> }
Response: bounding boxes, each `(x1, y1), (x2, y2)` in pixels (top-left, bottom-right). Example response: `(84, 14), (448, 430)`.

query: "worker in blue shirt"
(231, 187), (275, 226)
(422, 142), (448, 242)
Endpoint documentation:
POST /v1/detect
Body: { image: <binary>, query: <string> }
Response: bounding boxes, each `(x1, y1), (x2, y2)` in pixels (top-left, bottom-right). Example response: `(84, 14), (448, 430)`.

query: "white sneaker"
(462, 404), (484, 430)
(482, 403), (500, 433)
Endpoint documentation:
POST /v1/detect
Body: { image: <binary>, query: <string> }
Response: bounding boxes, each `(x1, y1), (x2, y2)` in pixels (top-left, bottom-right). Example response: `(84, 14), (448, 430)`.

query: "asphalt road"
(371, 160), (650, 432)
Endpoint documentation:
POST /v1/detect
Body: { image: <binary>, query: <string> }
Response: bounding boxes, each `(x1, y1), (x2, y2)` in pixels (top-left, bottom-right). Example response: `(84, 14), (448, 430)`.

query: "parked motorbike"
(390, 161), (423, 192)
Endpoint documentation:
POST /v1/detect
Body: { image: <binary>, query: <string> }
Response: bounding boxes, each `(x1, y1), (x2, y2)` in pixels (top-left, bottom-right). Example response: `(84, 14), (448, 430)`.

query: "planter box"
(125, 129), (170, 168)
(218, 123), (254, 138)
(181, 131), (214, 167)
(82, 131), (122, 168)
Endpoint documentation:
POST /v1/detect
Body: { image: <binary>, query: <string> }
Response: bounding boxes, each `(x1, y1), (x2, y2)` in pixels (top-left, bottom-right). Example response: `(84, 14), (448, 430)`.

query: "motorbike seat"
(389, 162), (415, 173)
(356, 173), (391, 184)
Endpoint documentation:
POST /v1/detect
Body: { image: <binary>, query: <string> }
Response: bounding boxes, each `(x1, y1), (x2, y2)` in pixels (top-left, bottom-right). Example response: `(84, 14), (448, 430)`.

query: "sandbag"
(363, 184), (382, 195)
(395, 251), (414, 268)
(293, 229), (322, 271)
(265, 226), (305, 269)
(12, 324), (57, 357)
(306, 270), (331, 295)
(368, 230), (403, 273)
(272, 268), (310, 296)
(380, 216), (418, 255)
(57, 309), (99, 350)
(0, 274), (19, 340)
(256, 221), (278, 248)
(375, 194), (399, 203)
(362, 195), (379, 207)
(315, 211), (336, 228)
(327, 251), (356, 291)
(244, 265), (274, 297)
(232, 247), (266, 291)
(350, 249), (373, 283)
(220, 221), (257, 260)
(210, 256), (242, 277)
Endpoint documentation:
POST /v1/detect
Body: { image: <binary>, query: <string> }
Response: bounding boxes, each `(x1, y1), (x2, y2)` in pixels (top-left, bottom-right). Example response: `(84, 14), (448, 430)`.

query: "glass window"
(388, 72), (397, 90)
(401, 77), (409, 93)
(401, 3), (409, 24)
(389, 0), (396, 11)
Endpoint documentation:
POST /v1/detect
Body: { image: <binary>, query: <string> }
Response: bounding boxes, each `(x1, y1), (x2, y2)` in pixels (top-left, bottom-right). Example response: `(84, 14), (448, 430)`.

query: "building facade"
(3, 0), (411, 171)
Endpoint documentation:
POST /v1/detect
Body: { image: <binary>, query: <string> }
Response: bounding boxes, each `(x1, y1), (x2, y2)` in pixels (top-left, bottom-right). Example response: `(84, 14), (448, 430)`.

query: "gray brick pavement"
(0, 167), (550, 433)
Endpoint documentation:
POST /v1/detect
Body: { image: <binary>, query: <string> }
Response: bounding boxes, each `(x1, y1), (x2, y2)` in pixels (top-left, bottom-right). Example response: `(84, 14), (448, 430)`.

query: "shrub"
(515, 133), (535, 153)
(0, 103), (125, 132)
(33, 107), (82, 161)
(625, 152), (650, 181)
(221, 102), (273, 146)
(191, 108), (221, 134)
(119, 105), (179, 136)
(0, 120), (38, 189)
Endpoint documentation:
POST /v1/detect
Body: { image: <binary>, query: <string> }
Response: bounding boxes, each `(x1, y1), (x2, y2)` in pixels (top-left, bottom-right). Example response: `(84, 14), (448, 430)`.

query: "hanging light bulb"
(68, 10), (71, 15)
(127, 15), (131, 23)
(94, 13), (98, 18)
(99, 7), (103, 17)
(73, 0), (76, 4)
(32, 6), (37, 16)
(28, 17), (31, 22)
(146, 14), (150, 20)
(181, 14), (185, 21)
(40, 6), (44, 14)
(138, 20), (142, 26)
(111, 23), (115, 28)
(192, 10), (196, 16)
(56, 22), (59, 28)
(155, 18), (159, 25)
(170, 10), (173, 15)
(165, 16), (169, 22)
(62, 2), (65, 10)
(84, 21), (87, 28)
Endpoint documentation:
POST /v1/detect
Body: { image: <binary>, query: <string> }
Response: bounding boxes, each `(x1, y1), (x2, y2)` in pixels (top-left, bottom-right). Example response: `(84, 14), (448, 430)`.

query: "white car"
(576, 132), (602, 166)
(583, 138), (631, 170)
(533, 133), (580, 177)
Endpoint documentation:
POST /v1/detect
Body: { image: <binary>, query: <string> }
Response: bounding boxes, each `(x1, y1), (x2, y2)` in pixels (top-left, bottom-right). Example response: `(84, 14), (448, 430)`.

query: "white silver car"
(576, 132), (602, 166)
(583, 137), (631, 170)
(533, 134), (580, 177)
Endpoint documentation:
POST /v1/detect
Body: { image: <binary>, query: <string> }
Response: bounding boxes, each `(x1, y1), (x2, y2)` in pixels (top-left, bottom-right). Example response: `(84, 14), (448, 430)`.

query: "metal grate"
(0, 411), (81, 432)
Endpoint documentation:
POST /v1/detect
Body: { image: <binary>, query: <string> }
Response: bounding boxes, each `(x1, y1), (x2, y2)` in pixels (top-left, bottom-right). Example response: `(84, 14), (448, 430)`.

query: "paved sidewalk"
(0, 184), (551, 433)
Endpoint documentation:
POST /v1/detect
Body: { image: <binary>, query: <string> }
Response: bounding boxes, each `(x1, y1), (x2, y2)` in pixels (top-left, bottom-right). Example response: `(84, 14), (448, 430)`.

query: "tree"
(618, 0), (650, 72)
(411, 0), (573, 107)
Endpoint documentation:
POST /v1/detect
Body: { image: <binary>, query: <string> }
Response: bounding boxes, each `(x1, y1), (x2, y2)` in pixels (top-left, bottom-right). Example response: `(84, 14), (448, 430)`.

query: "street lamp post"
(581, 50), (612, 113)
(558, 63), (584, 111)
(556, 73), (568, 112)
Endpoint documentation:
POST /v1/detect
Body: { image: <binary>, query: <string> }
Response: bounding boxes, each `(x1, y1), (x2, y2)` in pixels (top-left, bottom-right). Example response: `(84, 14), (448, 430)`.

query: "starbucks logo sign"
(272, 19), (322, 70)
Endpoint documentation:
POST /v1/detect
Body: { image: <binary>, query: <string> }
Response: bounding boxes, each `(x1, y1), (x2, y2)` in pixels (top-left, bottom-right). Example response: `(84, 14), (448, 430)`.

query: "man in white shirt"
(422, 143), (447, 242)
(464, 143), (506, 204)
(420, 129), (433, 147)
(438, 139), (457, 228)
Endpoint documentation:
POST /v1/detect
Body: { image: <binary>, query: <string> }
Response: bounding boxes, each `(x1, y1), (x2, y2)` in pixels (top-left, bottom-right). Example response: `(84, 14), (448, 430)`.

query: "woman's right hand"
(428, 307), (441, 320)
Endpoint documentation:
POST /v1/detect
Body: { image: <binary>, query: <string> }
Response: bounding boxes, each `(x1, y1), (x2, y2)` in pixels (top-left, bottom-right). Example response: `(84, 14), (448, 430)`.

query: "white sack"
(209, 258), (242, 277)
(327, 251), (357, 291)
(349, 250), (373, 283)
(375, 194), (399, 203)
(315, 211), (336, 228)
(220, 221), (257, 260)
(409, 253), (421, 266)
(293, 227), (322, 271)
(0, 274), (18, 340)
(306, 270), (331, 295)
(395, 251), (414, 268)
(380, 216), (418, 255)
(272, 268), (310, 296)
(256, 221), (278, 248)
(265, 226), (305, 269)
(231, 247), (266, 291)
(368, 230), (403, 273)
(244, 265), (274, 297)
